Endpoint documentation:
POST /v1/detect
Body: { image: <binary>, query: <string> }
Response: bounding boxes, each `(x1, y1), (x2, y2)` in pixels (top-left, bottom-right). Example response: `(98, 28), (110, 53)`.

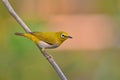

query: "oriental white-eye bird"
(15, 31), (72, 49)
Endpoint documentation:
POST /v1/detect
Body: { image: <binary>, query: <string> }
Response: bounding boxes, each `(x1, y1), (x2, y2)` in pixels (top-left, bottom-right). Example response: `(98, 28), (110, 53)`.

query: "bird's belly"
(38, 41), (58, 49)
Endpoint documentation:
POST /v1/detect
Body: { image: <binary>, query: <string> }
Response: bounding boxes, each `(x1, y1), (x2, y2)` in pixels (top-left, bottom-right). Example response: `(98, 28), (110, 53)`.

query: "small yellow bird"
(15, 31), (72, 49)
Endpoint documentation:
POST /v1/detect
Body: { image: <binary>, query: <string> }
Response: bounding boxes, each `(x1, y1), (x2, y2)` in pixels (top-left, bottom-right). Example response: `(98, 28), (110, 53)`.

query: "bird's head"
(56, 31), (72, 43)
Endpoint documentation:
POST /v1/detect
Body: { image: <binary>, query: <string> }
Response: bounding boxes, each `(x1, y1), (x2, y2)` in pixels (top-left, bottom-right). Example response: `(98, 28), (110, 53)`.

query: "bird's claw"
(46, 54), (52, 60)
(41, 48), (45, 52)
(41, 48), (52, 59)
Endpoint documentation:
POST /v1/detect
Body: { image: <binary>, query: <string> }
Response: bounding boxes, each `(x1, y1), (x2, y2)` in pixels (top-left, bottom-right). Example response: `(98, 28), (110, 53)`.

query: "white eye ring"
(61, 33), (65, 38)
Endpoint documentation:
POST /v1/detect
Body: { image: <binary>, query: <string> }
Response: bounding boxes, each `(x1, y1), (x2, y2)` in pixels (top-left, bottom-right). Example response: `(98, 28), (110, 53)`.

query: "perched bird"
(15, 31), (72, 49)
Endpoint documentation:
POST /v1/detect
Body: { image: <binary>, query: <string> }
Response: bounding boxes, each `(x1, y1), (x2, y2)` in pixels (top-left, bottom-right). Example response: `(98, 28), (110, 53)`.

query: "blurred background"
(0, 0), (120, 80)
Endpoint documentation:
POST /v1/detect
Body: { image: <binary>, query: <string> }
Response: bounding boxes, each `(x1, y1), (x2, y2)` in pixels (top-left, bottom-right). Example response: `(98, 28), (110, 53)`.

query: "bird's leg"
(41, 48), (52, 59)
(41, 48), (45, 52)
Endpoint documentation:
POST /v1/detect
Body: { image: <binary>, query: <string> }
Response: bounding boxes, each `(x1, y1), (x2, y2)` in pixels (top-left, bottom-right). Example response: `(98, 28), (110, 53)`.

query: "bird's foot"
(41, 48), (45, 52)
(46, 54), (52, 60)
(41, 48), (52, 59)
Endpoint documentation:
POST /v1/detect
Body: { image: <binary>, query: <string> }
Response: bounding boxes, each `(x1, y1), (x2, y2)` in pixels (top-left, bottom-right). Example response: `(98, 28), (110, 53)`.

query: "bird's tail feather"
(15, 32), (40, 43)
(15, 32), (24, 36)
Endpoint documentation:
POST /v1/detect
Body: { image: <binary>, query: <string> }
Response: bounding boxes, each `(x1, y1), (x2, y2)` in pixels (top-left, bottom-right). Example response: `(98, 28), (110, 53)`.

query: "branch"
(2, 0), (67, 80)
(2, 0), (31, 32)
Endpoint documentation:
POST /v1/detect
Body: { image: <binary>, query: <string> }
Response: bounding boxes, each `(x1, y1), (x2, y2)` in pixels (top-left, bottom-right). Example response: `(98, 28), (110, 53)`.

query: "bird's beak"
(67, 36), (72, 39)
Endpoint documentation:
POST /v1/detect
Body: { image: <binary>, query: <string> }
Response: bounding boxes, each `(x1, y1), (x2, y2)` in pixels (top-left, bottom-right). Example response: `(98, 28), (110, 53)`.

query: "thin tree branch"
(2, 0), (31, 32)
(2, 0), (67, 80)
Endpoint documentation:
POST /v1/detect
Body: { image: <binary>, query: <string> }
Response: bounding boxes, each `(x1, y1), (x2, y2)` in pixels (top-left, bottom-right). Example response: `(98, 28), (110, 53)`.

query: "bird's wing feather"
(30, 32), (59, 45)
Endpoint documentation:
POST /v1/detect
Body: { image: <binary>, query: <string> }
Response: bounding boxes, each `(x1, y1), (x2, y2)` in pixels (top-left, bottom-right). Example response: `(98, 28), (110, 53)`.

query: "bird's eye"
(61, 34), (65, 38)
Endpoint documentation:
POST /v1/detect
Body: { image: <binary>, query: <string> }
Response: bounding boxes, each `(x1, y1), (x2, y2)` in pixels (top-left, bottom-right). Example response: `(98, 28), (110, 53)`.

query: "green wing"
(30, 32), (59, 45)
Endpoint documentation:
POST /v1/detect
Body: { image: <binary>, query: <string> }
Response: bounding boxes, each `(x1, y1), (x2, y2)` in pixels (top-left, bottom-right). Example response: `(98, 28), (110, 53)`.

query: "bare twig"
(2, 0), (67, 80)
(2, 0), (31, 32)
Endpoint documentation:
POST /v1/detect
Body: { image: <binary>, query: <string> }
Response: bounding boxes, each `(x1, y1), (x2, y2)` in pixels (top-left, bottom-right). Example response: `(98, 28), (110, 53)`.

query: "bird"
(15, 31), (72, 49)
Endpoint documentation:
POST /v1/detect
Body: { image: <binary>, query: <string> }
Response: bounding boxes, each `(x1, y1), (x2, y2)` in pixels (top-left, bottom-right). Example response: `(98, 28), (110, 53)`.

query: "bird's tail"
(15, 32), (24, 36)
(15, 32), (40, 43)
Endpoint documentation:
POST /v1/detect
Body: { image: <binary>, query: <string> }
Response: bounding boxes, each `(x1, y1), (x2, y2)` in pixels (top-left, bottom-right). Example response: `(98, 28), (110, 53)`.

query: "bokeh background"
(0, 0), (120, 80)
